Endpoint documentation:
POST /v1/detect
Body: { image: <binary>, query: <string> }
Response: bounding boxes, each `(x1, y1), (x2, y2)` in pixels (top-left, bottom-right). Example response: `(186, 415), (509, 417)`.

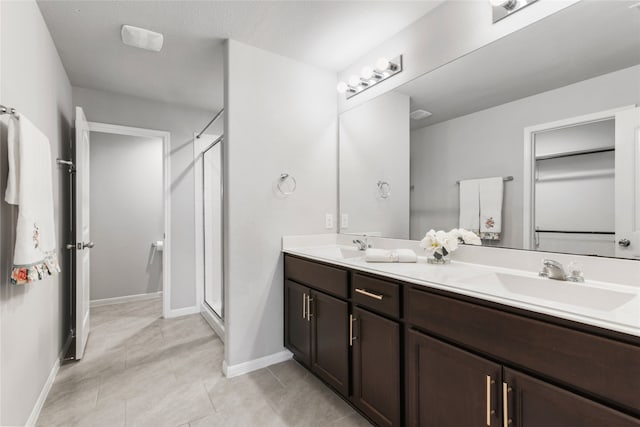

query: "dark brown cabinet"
(284, 279), (311, 366)
(503, 368), (640, 427)
(311, 290), (349, 396)
(284, 275), (349, 397)
(406, 329), (501, 427)
(284, 254), (640, 426)
(406, 328), (640, 427)
(352, 306), (401, 427)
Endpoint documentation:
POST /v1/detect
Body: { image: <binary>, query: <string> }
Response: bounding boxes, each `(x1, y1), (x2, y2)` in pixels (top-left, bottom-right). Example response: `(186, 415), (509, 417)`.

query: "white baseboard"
(164, 304), (200, 318)
(222, 350), (293, 378)
(90, 291), (162, 307)
(25, 354), (61, 426)
(200, 303), (225, 342)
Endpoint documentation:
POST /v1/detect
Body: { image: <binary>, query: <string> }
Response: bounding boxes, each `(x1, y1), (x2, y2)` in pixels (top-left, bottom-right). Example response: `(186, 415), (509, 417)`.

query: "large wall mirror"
(339, 0), (640, 259)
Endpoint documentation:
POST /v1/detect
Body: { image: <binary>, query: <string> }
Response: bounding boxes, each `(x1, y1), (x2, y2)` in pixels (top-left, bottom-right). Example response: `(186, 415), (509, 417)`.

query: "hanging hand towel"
(479, 177), (503, 241)
(5, 114), (60, 285)
(458, 179), (480, 235)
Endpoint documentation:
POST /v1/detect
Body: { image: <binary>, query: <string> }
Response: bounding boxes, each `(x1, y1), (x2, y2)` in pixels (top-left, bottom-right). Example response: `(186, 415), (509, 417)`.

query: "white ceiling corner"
(37, 0), (443, 112)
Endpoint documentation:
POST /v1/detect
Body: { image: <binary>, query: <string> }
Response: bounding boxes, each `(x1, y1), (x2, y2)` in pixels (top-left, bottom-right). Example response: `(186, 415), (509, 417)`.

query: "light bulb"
(361, 66), (374, 80)
(336, 81), (348, 94)
(376, 57), (390, 71)
(348, 75), (361, 87)
(490, 0), (516, 8)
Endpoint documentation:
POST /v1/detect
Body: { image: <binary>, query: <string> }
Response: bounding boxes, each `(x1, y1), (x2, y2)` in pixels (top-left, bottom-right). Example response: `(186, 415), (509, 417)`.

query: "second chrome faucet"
(539, 259), (584, 283)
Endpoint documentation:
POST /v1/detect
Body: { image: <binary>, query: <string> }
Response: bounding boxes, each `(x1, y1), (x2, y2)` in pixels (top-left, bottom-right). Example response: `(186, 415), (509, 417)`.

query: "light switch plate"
(325, 214), (334, 229)
(341, 214), (349, 229)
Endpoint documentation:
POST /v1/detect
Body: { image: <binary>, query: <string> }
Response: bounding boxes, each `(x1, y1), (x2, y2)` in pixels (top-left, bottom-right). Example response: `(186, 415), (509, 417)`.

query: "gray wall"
(337, 0), (577, 113)
(72, 87), (219, 310)
(225, 40), (337, 367)
(410, 65), (640, 248)
(339, 91), (410, 238)
(90, 132), (163, 301)
(0, 1), (73, 425)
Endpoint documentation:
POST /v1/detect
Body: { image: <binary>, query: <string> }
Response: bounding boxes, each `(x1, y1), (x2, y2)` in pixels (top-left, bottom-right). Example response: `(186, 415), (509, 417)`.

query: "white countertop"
(283, 242), (640, 338)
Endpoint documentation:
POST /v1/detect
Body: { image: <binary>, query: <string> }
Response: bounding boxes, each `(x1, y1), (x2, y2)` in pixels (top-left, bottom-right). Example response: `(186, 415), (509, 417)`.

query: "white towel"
(365, 248), (394, 263)
(395, 249), (417, 263)
(479, 177), (503, 241)
(458, 179), (480, 234)
(5, 114), (60, 285)
(365, 248), (417, 263)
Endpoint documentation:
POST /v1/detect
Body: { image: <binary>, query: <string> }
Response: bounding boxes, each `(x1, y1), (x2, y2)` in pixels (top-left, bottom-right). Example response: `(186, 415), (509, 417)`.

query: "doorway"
(86, 122), (171, 317)
(523, 105), (638, 258)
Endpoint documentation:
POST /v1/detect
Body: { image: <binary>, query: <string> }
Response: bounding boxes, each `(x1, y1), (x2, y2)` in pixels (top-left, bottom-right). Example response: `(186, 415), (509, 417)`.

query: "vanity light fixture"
(336, 81), (356, 95)
(490, 0), (538, 23)
(336, 55), (403, 99)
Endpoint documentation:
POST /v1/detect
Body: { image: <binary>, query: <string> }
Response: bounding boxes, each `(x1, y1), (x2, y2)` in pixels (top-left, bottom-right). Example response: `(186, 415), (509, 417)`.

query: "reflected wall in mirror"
(338, 0), (640, 259)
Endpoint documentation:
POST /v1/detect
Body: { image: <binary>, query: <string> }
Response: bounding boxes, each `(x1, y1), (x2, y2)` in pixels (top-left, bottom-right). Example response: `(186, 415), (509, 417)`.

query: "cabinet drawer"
(351, 273), (400, 318)
(406, 287), (640, 414)
(285, 255), (348, 298)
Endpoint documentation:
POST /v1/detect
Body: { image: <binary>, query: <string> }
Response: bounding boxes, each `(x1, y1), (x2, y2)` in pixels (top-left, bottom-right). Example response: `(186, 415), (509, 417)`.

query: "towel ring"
(377, 180), (391, 199)
(277, 173), (297, 196)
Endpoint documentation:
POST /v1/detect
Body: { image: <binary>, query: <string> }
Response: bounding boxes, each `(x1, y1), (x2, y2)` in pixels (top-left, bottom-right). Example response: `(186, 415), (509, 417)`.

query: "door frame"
(193, 133), (225, 339)
(522, 105), (635, 250)
(87, 122), (172, 319)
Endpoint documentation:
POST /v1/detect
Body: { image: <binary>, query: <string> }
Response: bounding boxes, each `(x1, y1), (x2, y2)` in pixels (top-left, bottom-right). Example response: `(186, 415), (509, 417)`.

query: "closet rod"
(196, 108), (224, 139)
(535, 230), (615, 235)
(536, 148), (614, 161)
(456, 176), (513, 184)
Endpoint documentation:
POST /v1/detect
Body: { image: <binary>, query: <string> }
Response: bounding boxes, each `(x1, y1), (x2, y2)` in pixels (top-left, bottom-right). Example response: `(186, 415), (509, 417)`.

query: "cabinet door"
(407, 329), (502, 427)
(352, 307), (401, 427)
(311, 289), (349, 397)
(284, 280), (311, 366)
(503, 368), (640, 427)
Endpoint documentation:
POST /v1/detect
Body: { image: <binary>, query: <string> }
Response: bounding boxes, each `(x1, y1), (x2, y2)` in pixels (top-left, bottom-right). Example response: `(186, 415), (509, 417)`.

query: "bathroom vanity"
(282, 240), (640, 427)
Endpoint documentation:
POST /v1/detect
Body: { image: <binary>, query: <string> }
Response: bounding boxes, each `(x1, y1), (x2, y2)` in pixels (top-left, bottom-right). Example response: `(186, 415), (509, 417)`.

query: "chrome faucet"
(353, 236), (370, 251)
(539, 259), (584, 282)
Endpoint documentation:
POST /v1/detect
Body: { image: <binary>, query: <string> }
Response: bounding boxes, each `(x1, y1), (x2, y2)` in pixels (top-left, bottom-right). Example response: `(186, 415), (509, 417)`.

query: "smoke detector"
(410, 109), (432, 120)
(121, 25), (164, 52)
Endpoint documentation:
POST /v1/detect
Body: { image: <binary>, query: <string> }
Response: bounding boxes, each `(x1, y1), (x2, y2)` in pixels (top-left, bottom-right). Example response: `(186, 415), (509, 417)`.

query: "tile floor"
(36, 297), (371, 427)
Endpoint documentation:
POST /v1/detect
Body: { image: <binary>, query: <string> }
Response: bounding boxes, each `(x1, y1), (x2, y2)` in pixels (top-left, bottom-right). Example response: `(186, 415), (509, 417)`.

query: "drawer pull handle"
(355, 288), (384, 300)
(302, 293), (306, 320)
(349, 314), (357, 346)
(307, 296), (313, 321)
(486, 375), (495, 426)
(502, 382), (512, 427)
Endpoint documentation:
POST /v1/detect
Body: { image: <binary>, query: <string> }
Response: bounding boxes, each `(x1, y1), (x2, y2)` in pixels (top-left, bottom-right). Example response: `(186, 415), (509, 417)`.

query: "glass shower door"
(203, 140), (223, 318)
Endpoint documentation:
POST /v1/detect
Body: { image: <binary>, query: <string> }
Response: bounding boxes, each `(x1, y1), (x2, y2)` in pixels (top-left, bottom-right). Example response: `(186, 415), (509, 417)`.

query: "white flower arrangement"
(419, 228), (481, 263)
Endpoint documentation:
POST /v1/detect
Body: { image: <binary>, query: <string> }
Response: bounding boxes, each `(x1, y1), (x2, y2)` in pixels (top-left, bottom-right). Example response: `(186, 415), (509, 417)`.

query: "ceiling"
(37, 1), (443, 112)
(395, 0), (640, 130)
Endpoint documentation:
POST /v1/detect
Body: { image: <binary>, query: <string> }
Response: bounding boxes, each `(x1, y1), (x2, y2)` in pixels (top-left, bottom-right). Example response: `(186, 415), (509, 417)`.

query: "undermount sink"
(454, 272), (637, 312)
(302, 246), (364, 260)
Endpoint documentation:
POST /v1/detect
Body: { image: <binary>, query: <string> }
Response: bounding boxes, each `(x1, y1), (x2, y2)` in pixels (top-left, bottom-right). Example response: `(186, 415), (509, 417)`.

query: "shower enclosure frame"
(194, 132), (225, 338)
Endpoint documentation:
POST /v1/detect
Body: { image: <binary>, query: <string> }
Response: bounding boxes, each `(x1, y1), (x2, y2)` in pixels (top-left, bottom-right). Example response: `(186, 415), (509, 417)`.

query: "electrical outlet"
(325, 214), (334, 229)
(341, 213), (349, 229)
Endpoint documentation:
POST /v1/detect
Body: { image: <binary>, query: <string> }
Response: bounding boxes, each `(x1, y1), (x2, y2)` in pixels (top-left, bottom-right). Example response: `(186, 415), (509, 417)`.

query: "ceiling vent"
(121, 25), (164, 52)
(410, 109), (432, 120)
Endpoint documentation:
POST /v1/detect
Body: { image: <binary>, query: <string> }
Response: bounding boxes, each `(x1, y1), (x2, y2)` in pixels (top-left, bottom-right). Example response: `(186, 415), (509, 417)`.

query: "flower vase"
(427, 249), (451, 265)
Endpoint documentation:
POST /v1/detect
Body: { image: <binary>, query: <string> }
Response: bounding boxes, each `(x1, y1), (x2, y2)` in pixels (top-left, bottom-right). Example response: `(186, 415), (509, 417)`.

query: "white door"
(75, 106), (92, 359)
(615, 107), (640, 259)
